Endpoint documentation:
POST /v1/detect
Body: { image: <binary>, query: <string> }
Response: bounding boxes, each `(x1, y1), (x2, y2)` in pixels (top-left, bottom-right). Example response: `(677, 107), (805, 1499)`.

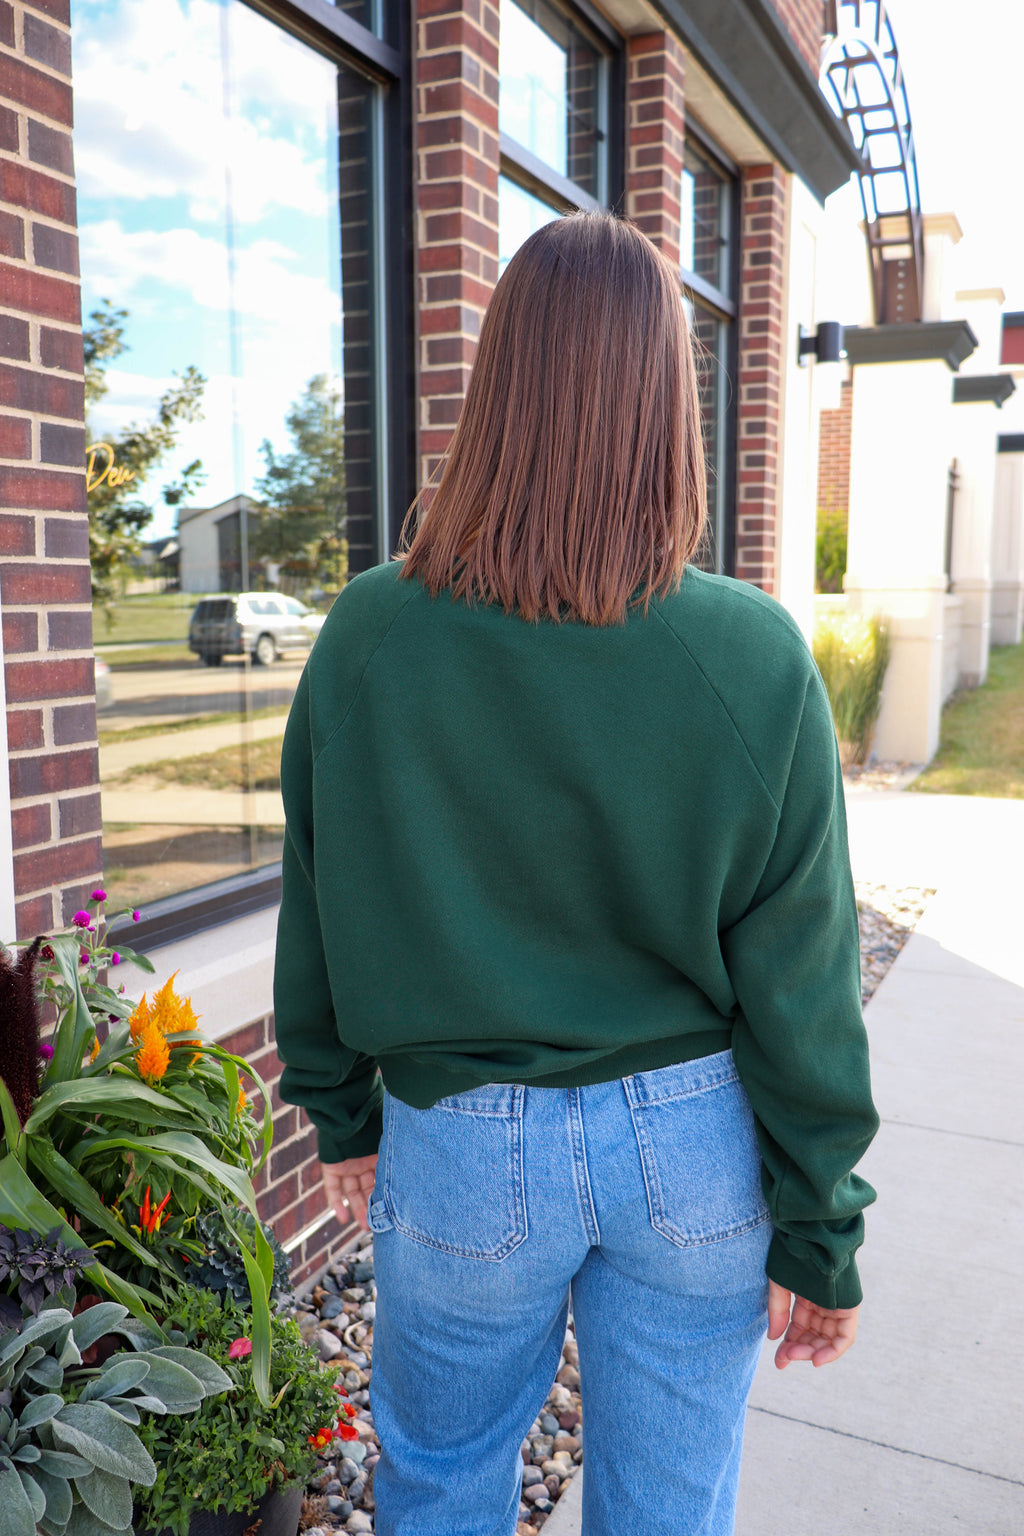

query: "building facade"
(1, 0), (859, 1277)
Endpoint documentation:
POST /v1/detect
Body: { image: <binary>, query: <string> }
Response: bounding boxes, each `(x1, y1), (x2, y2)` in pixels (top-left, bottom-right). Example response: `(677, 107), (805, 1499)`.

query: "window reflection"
(500, 0), (604, 197)
(681, 142), (732, 294)
(686, 304), (730, 574)
(498, 175), (560, 273)
(79, 0), (378, 909)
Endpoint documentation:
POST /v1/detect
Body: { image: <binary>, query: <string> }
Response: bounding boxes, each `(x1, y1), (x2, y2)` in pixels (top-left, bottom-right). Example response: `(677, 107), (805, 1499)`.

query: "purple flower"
(111, 952), (121, 965)
(38, 1042), (54, 1060)
(79, 951), (89, 966)
(132, 910), (140, 922)
(72, 911), (91, 928)
(91, 888), (107, 902)
(109, 1013), (119, 1024)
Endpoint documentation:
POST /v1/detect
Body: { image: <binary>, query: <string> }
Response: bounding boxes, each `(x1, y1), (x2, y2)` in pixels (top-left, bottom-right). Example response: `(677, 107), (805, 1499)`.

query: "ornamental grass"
(813, 611), (892, 767)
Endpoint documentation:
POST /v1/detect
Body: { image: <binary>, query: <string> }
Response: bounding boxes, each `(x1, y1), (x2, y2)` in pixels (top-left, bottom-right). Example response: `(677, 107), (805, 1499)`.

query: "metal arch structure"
(820, 0), (925, 324)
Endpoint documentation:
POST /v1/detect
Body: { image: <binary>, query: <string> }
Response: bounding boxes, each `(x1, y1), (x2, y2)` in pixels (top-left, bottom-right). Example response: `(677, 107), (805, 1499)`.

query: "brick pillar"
(769, 0), (825, 74)
(625, 32), (685, 267)
(817, 371), (853, 513)
(1, 0), (101, 939)
(415, 0), (501, 494)
(735, 164), (787, 592)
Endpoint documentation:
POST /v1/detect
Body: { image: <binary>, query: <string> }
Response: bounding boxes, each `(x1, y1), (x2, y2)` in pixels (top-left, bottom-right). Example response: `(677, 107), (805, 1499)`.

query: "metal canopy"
(820, 1), (924, 324)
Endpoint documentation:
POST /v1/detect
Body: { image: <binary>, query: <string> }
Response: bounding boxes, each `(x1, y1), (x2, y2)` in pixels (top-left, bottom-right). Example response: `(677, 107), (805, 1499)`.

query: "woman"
(273, 211), (878, 1536)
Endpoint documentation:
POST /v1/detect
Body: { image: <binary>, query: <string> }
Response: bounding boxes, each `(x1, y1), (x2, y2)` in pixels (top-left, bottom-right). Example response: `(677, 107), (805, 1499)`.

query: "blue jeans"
(367, 1048), (772, 1535)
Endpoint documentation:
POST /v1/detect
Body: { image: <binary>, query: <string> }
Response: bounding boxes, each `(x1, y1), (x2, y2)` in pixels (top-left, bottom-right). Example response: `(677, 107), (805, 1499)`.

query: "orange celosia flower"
(129, 973), (202, 1050)
(87, 1035), (101, 1063)
(237, 1086), (248, 1113)
(135, 1019), (170, 1084)
(128, 993), (152, 1041)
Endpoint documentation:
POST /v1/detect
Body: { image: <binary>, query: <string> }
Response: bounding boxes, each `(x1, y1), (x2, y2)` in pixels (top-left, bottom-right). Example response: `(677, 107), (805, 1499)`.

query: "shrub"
(815, 507), (848, 594)
(813, 612), (891, 766)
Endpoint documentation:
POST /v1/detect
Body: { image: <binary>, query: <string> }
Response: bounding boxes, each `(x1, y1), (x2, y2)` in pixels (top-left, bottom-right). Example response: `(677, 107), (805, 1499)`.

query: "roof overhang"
(953, 375), (1018, 408)
(844, 321), (979, 373)
(998, 434), (1024, 453)
(650, 0), (862, 202)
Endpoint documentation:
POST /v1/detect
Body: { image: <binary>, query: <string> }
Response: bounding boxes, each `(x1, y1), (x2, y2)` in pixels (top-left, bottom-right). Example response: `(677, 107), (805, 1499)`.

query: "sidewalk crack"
(748, 1407), (1024, 1487)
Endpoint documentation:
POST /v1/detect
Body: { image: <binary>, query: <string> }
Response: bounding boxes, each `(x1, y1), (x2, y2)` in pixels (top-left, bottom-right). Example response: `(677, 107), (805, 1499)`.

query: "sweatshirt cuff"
(315, 1102), (384, 1165)
(766, 1231), (863, 1310)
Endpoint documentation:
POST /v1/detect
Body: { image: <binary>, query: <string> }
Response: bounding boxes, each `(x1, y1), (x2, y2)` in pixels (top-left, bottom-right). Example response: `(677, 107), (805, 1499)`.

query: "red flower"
(228, 1338), (253, 1360)
(342, 1403), (357, 1418)
(335, 1423), (359, 1441)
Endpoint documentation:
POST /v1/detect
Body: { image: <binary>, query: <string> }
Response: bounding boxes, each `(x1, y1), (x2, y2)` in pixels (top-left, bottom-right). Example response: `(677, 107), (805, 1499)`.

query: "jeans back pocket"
(624, 1051), (770, 1248)
(381, 1084), (528, 1260)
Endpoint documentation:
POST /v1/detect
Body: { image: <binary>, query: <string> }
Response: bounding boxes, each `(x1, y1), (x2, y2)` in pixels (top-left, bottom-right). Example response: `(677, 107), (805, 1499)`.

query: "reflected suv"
(188, 593), (325, 666)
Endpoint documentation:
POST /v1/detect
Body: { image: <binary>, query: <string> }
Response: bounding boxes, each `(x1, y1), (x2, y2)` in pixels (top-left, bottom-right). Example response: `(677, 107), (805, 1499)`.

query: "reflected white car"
(95, 656), (113, 710)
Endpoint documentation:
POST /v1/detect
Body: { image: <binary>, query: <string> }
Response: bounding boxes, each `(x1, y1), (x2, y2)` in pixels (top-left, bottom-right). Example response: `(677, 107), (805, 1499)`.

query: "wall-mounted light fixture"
(798, 321), (845, 367)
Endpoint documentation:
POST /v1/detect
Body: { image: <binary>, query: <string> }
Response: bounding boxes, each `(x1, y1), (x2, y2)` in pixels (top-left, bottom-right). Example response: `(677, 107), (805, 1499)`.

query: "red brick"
(47, 609), (92, 649)
(6, 707), (43, 750)
(0, 210), (25, 259)
(0, 54), (73, 125)
(0, 361), (83, 417)
(0, 105), (17, 153)
(270, 1127), (317, 1182)
(0, 315), (30, 361)
(26, 117), (73, 175)
(23, 12), (72, 75)
(44, 511), (88, 552)
(39, 325), (83, 373)
(11, 801), (51, 848)
(14, 836), (103, 897)
(52, 700), (96, 744)
(32, 222), (79, 276)
(58, 790), (102, 837)
(0, 466), (85, 510)
(262, 1171), (300, 1214)
(0, 512), (35, 553)
(1, 609), (37, 652)
(0, 414), (31, 457)
(0, 161), (76, 224)
(22, 0), (71, 19)
(15, 893), (54, 942)
(0, 1), (13, 46)
(4, 653), (94, 702)
(0, 265), (80, 326)
(8, 746), (98, 800)
(221, 1017), (269, 1059)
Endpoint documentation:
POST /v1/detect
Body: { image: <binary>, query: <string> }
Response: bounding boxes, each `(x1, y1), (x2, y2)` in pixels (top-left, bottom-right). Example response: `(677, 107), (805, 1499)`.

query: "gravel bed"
(856, 882), (933, 1005)
(291, 875), (931, 1534)
(291, 1235), (581, 1536)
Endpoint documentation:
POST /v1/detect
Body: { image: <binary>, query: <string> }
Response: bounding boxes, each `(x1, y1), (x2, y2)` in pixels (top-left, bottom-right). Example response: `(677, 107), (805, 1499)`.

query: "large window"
(680, 135), (739, 575)
(498, 0), (621, 272)
(78, 0), (403, 929)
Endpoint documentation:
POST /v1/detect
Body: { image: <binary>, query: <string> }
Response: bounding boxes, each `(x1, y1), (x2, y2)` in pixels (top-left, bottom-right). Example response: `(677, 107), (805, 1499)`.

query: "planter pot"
(137, 1482), (304, 1536)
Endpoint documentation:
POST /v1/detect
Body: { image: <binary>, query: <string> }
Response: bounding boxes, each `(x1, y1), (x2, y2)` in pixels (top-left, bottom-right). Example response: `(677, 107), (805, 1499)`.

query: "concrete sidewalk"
(545, 789), (1024, 1535)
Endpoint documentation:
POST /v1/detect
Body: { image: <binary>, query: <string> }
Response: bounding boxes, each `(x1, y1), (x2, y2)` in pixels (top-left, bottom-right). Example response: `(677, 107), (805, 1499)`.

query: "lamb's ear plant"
(0, 1297), (231, 1536)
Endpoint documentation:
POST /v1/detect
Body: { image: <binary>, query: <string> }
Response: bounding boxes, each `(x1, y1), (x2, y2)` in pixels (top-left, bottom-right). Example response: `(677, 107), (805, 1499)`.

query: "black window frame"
(679, 120), (740, 578)
(498, 0), (624, 221)
(107, 0), (415, 951)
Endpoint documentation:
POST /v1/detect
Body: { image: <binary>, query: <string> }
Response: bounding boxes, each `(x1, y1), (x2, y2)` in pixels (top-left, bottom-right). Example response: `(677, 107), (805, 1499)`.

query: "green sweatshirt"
(274, 561), (878, 1309)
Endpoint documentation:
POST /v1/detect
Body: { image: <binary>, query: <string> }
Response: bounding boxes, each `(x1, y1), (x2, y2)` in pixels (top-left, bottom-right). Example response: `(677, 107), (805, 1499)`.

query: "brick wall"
(625, 32), (685, 269)
(735, 164), (787, 592)
(769, 0), (825, 74)
(0, 0), (101, 941)
(817, 371), (853, 513)
(414, 0), (500, 497)
(224, 1013), (360, 1288)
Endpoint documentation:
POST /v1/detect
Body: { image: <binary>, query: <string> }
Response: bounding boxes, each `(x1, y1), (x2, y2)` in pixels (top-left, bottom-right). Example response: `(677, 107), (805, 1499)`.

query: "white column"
(991, 452), (1024, 645)
(949, 402), (997, 687)
(844, 358), (955, 763)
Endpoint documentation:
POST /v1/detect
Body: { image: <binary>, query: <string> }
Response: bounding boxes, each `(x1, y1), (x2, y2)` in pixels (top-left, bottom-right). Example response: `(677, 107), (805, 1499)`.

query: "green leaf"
(105, 943), (153, 974)
(0, 1153), (82, 1252)
(25, 1357), (63, 1391)
(35, 1450), (92, 1479)
(57, 1332), (83, 1370)
(236, 1238), (272, 1410)
(64, 1505), (131, 1536)
(51, 1403), (156, 1484)
(23, 1078), (191, 1136)
(30, 1468), (73, 1528)
(116, 1356), (203, 1415)
(142, 1347), (231, 1397)
(17, 1393), (64, 1431)
(43, 935), (97, 1089)
(0, 1462), (37, 1536)
(82, 1358), (150, 1402)
(75, 1467), (132, 1530)
(24, 1143), (176, 1280)
(70, 1305), (129, 1353)
(0, 1309), (72, 1364)
(102, 1401), (140, 1426)
(0, 1077), (24, 1165)
(85, 1263), (165, 1331)
(12, 1445), (41, 1463)
(16, 1471), (44, 1523)
(69, 1131), (256, 1210)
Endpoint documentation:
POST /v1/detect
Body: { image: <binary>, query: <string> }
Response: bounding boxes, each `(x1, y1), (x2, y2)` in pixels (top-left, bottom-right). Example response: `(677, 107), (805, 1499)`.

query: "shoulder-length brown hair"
(399, 210), (707, 626)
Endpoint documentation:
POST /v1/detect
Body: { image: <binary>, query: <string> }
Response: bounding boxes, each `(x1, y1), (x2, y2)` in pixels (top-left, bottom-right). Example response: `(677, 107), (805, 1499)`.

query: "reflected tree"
(252, 373), (349, 595)
(85, 299), (207, 612)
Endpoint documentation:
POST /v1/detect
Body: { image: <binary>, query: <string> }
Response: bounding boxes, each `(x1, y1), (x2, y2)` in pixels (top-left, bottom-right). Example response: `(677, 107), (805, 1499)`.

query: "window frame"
(498, 0), (624, 222)
(100, 0), (414, 950)
(679, 120), (740, 577)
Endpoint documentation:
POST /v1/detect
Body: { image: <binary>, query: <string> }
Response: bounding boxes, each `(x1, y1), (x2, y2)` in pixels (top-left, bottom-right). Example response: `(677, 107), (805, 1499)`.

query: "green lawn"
(93, 593), (210, 645)
(910, 641), (1024, 798)
(114, 735), (283, 793)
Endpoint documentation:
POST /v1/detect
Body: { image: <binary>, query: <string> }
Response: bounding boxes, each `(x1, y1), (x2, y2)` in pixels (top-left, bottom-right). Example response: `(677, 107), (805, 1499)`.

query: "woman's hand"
(767, 1279), (859, 1369)
(321, 1154), (379, 1232)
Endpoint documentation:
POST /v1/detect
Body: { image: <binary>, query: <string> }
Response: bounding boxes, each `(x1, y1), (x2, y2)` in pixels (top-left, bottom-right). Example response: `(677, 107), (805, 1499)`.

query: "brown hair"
(398, 209), (707, 625)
